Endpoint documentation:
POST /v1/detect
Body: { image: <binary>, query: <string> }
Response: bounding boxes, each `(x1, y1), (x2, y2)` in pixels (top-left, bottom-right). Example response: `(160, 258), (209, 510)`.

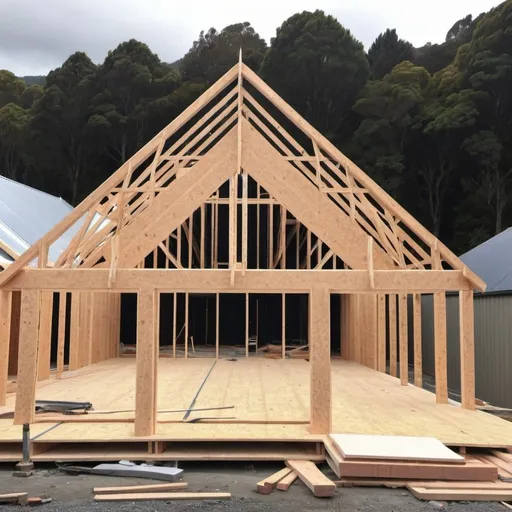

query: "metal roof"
(460, 227), (512, 293)
(0, 176), (74, 264)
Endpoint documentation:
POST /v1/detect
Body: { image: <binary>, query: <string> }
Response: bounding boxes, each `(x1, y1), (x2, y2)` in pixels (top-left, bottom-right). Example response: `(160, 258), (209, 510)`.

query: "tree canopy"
(181, 22), (267, 84)
(1, 1), (512, 255)
(260, 10), (369, 140)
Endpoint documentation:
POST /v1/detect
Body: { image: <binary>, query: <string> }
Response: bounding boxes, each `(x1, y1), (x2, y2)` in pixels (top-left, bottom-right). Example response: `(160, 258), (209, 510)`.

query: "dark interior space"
(49, 292), (71, 366)
(121, 292), (313, 350)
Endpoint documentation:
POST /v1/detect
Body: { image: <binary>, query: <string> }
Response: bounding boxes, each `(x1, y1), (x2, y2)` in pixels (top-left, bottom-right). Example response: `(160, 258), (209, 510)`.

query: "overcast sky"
(0, 0), (502, 76)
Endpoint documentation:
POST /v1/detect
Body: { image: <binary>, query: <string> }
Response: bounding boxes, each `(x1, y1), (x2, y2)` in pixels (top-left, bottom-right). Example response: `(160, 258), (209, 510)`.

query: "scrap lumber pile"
(256, 460), (335, 498)
(326, 434), (512, 503)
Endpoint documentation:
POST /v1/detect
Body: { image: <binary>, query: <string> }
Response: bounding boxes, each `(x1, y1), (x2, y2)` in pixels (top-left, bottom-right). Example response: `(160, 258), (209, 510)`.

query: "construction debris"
(256, 467), (292, 494)
(94, 492), (231, 502)
(58, 461), (183, 481)
(285, 460), (335, 498)
(0, 493), (28, 506)
(93, 482), (187, 494)
(277, 470), (298, 491)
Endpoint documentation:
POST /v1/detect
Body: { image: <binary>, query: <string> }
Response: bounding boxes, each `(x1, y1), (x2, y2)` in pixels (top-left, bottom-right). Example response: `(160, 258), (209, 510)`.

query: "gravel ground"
(0, 461), (506, 512)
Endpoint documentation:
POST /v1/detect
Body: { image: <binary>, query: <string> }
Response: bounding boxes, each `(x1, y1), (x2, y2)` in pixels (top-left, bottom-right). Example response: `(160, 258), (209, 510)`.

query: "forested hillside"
(0, 3), (511, 254)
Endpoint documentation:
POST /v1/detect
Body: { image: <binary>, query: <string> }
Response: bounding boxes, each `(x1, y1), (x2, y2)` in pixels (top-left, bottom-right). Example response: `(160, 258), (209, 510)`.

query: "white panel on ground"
(329, 433), (464, 463)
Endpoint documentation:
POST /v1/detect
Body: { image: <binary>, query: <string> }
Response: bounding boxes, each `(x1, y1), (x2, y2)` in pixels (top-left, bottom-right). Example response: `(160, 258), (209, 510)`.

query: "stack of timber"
(324, 435), (512, 503)
(257, 461), (335, 498)
(324, 435), (498, 482)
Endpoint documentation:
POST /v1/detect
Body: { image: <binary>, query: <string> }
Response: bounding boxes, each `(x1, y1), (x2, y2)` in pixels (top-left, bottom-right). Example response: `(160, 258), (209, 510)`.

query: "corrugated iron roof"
(461, 227), (512, 293)
(0, 176), (74, 264)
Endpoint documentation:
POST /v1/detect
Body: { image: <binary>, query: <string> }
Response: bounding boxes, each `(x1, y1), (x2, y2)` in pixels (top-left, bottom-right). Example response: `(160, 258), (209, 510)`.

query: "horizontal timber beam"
(6, 269), (471, 293)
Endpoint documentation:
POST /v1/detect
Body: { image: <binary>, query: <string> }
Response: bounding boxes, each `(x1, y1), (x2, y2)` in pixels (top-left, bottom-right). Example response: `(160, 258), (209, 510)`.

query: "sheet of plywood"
(329, 434), (464, 463)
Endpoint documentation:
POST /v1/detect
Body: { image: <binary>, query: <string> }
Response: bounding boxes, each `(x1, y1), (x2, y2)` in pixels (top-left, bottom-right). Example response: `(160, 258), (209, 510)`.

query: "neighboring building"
(0, 176), (74, 269)
(421, 228), (512, 408)
(0, 176), (74, 377)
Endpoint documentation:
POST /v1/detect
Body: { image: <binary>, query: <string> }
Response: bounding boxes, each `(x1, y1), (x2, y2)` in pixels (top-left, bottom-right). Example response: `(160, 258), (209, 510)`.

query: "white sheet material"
(329, 433), (464, 463)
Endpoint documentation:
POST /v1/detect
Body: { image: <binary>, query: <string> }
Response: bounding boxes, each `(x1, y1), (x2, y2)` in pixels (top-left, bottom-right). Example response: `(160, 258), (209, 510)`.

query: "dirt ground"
(0, 461), (507, 511)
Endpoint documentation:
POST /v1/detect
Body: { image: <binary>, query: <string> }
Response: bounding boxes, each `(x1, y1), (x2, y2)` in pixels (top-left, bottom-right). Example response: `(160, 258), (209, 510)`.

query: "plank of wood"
(286, 459), (335, 497)
(335, 458), (497, 482)
(8, 268), (472, 293)
(37, 292), (53, 380)
(256, 467), (292, 494)
(389, 294), (397, 377)
(57, 292), (66, 377)
(459, 290), (475, 410)
(94, 482), (188, 494)
(334, 479), (409, 488)
(309, 288), (331, 434)
(408, 481), (512, 489)
(134, 289), (158, 436)
(0, 493), (28, 505)
(407, 485), (512, 501)
(477, 454), (512, 478)
(277, 470), (298, 491)
(13, 289), (40, 425)
(0, 290), (12, 405)
(398, 294), (408, 385)
(433, 292), (448, 403)
(413, 293), (422, 388)
(377, 294), (386, 373)
(94, 492), (231, 502)
(491, 451), (512, 464)
(329, 434), (464, 463)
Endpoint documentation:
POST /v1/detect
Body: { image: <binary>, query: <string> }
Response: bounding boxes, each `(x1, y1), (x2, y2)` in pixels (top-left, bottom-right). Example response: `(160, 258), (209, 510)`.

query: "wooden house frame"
(0, 60), (494, 453)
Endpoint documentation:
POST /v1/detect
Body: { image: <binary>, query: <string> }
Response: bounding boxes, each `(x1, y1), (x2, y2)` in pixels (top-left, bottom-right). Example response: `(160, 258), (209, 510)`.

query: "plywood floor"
(3, 358), (512, 447)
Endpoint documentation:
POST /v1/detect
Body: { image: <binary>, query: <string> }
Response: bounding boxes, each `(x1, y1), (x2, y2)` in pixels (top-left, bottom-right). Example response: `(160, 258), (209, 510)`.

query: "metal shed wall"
(421, 293), (512, 408)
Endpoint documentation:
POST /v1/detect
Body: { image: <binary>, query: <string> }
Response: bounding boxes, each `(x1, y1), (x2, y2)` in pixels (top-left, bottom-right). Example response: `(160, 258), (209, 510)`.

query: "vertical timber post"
(309, 287), (331, 434)
(37, 292), (52, 380)
(388, 294), (397, 377)
(135, 288), (158, 437)
(0, 290), (12, 405)
(399, 294), (408, 385)
(14, 289), (40, 425)
(460, 289), (475, 410)
(413, 294), (423, 388)
(434, 291), (448, 403)
(377, 294), (386, 373)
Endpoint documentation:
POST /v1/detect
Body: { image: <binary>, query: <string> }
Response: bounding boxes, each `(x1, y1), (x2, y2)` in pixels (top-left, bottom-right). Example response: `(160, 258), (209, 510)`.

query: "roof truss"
(0, 61), (485, 292)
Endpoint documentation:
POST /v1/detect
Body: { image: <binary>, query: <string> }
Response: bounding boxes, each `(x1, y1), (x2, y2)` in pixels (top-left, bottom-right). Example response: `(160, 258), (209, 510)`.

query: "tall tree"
(0, 103), (29, 181)
(452, 0), (512, 236)
(351, 61), (429, 198)
(260, 10), (369, 140)
(88, 39), (181, 166)
(446, 14), (474, 42)
(181, 22), (267, 84)
(29, 52), (98, 203)
(0, 70), (26, 108)
(368, 29), (413, 79)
